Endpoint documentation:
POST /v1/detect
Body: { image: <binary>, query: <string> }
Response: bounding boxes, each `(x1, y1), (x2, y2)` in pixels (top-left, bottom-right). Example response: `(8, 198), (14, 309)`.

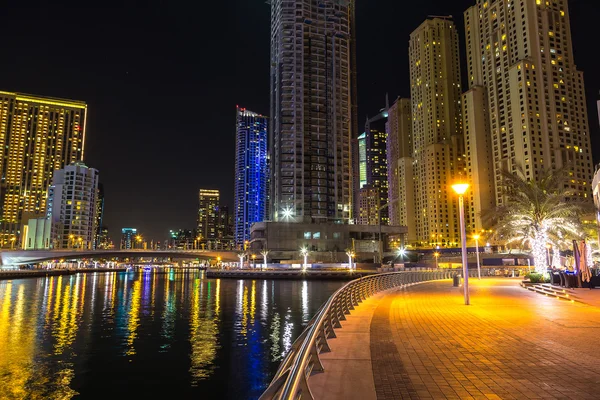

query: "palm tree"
(482, 166), (592, 273)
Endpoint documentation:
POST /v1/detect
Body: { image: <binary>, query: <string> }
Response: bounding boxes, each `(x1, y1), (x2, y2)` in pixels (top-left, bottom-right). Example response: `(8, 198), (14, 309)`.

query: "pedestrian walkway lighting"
(300, 247), (309, 272)
(346, 249), (355, 270)
(434, 251), (440, 269)
(238, 252), (247, 269)
(452, 182), (470, 305)
(282, 207), (294, 220)
(397, 247), (406, 262)
(473, 234), (481, 280)
(260, 250), (269, 271)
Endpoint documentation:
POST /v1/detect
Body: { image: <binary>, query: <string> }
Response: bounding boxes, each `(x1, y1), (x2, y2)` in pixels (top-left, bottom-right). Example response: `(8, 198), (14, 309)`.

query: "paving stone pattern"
(369, 279), (600, 400)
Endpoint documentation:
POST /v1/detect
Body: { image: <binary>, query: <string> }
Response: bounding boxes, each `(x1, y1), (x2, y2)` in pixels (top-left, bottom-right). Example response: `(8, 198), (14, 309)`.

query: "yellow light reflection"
(126, 279), (142, 356)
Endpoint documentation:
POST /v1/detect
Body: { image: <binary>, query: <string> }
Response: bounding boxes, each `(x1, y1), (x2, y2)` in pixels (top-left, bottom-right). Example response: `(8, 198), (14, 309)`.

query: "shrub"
(525, 272), (550, 283)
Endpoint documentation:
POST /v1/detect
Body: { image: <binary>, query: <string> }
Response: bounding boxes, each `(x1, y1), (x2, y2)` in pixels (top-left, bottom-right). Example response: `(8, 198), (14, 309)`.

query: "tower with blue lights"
(234, 106), (268, 247)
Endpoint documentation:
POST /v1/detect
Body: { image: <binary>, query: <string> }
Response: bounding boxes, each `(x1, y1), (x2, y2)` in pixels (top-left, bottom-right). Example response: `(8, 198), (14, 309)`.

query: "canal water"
(0, 269), (346, 399)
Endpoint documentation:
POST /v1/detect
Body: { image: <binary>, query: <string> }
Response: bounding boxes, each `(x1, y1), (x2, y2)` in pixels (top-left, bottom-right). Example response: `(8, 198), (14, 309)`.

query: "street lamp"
(69, 234), (74, 249)
(251, 254), (256, 269)
(473, 234), (481, 280)
(452, 182), (470, 306)
(346, 249), (355, 271)
(300, 247), (309, 272)
(260, 250), (269, 271)
(433, 252), (440, 269)
(10, 236), (16, 250)
(238, 252), (246, 269)
(397, 247), (406, 264)
(77, 237), (83, 250)
(217, 256), (222, 269)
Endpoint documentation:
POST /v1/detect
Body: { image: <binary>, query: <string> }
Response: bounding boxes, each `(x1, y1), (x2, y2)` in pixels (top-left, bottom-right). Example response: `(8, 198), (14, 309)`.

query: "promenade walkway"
(311, 278), (600, 400)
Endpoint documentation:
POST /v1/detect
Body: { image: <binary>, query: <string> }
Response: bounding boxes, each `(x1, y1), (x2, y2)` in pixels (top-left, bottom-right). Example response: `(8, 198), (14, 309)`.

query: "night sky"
(3, 0), (599, 243)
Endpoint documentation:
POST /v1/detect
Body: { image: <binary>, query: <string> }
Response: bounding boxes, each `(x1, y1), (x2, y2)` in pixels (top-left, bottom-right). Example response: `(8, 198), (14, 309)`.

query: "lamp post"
(217, 256), (222, 269)
(434, 251), (440, 269)
(397, 247), (406, 264)
(346, 250), (354, 271)
(10, 236), (16, 250)
(473, 234), (481, 280)
(69, 234), (74, 249)
(238, 252), (246, 269)
(252, 254), (256, 269)
(452, 183), (470, 306)
(300, 247), (309, 272)
(261, 250), (269, 271)
(77, 237), (83, 250)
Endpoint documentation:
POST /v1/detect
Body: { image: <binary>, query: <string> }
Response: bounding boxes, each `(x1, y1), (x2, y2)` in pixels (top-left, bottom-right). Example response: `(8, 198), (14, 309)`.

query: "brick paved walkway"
(370, 278), (600, 400)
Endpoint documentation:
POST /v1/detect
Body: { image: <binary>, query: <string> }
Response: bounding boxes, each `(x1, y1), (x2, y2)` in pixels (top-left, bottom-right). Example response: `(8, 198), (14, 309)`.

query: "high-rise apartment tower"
(269, 0), (356, 223)
(464, 0), (593, 209)
(234, 107), (268, 246)
(409, 17), (464, 247)
(0, 91), (86, 247)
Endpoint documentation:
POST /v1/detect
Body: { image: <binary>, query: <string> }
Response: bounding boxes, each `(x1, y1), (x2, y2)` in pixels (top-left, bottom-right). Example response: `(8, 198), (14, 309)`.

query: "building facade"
(234, 107), (268, 246)
(356, 126), (388, 226)
(46, 162), (99, 249)
(120, 228), (137, 250)
(269, 0), (356, 223)
(94, 183), (105, 249)
(0, 91), (87, 247)
(409, 17), (464, 247)
(386, 98), (416, 241)
(464, 0), (594, 207)
(197, 189), (219, 240)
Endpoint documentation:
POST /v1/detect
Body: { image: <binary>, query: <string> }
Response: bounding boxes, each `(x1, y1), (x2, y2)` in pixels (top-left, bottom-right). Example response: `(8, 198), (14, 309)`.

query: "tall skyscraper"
(121, 228), (137, 250)
(464, 0), (593, 208)
(355, 124), (388, 226)
(234, 107), (268, 246)
(94, 183), (105, 249)
(269, 0), (356, 223)
(46, 162), (99, 249)
(386, 98), (415, 240)
(197, 189), (219, 240)
(0, 91), (86, 247)
(409, 17), (464, 246)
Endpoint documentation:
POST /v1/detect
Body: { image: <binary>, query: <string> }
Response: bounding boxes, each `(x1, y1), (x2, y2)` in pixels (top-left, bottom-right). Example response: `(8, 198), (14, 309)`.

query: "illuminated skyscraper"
(234, 107), (268, 246)
(270, 0), (356, 223)
(46, 162), (99, 249)
(0, 91), (86, 247)
(197, 189), (220, 240)
(464, 0), (593, 209)
(409, 17), (464, 246)
(121, 228), (137, 250)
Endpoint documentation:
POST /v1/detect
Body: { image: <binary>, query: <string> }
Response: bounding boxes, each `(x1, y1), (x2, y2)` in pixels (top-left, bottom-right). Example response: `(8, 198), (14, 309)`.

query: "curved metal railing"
(259, 269), (458, 400)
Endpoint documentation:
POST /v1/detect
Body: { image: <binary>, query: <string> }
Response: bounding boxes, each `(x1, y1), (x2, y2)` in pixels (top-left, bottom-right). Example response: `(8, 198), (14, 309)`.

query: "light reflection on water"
(0, 269), (344, 399)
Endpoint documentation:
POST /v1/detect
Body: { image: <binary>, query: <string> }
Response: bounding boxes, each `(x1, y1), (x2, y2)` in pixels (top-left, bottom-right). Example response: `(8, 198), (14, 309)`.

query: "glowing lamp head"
(451, 183), (470, 195)
(300, 247), (309, 256)
(473, 234), (480, 241)
(434, 252), (440, 258)
(282, 207), (293, 219)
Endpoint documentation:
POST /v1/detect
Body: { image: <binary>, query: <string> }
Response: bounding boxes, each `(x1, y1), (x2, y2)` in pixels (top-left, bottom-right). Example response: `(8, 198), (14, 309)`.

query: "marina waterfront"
(0, 268), (345, 399)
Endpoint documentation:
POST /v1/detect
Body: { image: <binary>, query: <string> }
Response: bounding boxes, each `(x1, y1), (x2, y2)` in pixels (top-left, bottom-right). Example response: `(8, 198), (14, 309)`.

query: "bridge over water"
(0, 249), (240, 266)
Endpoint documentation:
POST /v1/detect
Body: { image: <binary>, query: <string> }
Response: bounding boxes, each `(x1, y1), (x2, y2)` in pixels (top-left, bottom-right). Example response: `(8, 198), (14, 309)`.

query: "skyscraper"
(409, 17), (464, 246)
(355, 124), (388, 226)
(464, 0), (593, 208)
(386, 98), (415, 240)
(121, 228), (137, 250)
(269, 0), (356, 223)
(94, 183), (105, 249)
(234, 107), (268, 246)
(197, 189), (219, 241)
(46, 162), (99, 249)
(0, 91), (86, 247)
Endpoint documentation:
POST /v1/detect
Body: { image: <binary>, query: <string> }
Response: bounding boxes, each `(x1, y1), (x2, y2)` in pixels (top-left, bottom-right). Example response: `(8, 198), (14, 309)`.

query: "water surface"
(0, 269), (345, 399)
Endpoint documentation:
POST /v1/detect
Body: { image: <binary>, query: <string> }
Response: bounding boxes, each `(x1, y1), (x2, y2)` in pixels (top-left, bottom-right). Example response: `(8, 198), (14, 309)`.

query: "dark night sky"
(3, 0), (599, 243)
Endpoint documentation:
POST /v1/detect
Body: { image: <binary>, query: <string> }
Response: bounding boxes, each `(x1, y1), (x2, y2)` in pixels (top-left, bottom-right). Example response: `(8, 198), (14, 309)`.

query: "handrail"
(258, 269), (458, 400)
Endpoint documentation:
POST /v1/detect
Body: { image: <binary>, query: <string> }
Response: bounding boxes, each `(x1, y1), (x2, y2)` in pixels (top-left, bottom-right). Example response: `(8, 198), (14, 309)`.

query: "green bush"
(525, 272), (550, 283)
